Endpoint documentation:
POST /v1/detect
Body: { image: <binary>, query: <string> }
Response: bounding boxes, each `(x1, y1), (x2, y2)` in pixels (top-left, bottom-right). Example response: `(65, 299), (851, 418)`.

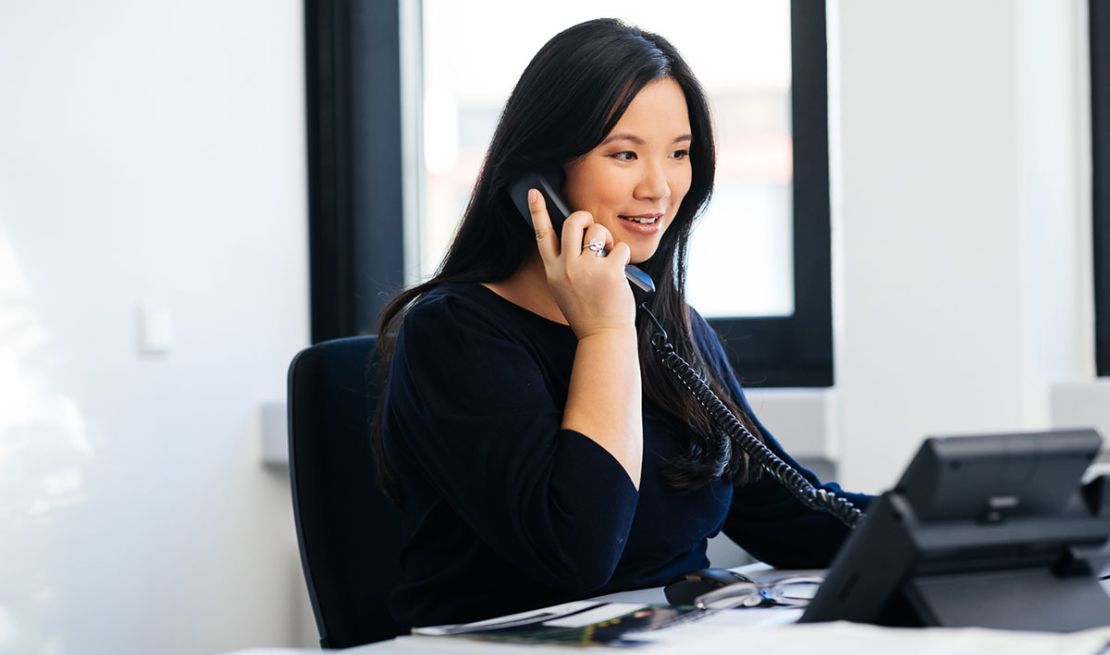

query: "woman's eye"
(672, 149), (689, 160)
(612, 151), (637, 162)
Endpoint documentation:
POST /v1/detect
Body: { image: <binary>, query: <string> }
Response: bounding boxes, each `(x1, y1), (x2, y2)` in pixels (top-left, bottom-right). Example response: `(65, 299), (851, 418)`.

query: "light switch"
(261, 402), (288, 466)
(137, 302), (173, 355)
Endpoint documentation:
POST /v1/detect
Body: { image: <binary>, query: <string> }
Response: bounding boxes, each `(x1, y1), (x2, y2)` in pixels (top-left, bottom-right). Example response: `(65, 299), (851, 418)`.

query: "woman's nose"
(635, 162), (671, 201)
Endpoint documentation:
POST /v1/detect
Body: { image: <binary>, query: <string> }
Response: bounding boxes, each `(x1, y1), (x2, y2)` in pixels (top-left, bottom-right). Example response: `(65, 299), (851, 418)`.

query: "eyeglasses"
(690, 576), (825, 610)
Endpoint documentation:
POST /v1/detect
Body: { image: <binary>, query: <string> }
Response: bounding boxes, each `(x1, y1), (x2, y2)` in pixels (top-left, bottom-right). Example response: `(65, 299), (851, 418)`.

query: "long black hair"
(371, 18), (763, 502)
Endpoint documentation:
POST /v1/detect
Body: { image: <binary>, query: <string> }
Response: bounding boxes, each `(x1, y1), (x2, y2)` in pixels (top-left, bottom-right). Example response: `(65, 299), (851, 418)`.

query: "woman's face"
(563, 77), (694, 264)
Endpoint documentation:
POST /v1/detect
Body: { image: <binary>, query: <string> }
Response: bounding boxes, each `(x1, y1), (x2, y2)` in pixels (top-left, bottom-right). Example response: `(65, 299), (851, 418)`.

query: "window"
(306, 0), (833, 386)
(422, 2), (795, 318)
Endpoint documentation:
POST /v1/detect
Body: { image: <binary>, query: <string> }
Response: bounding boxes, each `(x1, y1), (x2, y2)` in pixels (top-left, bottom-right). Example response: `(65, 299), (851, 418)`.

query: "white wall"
(830, 0), (1097, 491)
(0, 2), (313, 654)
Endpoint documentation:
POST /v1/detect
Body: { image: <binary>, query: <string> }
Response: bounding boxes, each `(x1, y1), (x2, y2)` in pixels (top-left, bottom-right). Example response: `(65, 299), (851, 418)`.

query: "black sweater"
(382, 282), (869, 627)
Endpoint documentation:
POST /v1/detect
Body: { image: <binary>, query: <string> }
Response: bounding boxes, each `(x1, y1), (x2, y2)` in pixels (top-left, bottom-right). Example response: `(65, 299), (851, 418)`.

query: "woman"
(373, 18), (869, 628)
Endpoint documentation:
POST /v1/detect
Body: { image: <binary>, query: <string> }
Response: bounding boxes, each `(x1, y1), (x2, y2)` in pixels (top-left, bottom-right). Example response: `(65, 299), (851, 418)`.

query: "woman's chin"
(629, 242), (663, 265)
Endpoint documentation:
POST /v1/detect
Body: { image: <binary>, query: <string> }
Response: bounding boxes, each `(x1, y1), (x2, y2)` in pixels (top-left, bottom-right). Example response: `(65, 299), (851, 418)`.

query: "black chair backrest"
(287, 336), (406, 648)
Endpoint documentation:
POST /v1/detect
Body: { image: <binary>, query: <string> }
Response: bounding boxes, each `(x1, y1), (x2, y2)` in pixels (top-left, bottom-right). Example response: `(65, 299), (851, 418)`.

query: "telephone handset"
(508, 167), (656, 304)
(508, 169), (863, 530)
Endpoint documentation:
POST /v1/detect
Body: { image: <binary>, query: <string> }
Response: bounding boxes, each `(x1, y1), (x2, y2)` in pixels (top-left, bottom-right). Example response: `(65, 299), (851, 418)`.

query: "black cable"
(640, 304), (864, 529)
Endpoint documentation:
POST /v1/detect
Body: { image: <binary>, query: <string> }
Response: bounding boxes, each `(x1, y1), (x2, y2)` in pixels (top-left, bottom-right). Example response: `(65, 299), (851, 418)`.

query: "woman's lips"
(617, 214), (663, 234)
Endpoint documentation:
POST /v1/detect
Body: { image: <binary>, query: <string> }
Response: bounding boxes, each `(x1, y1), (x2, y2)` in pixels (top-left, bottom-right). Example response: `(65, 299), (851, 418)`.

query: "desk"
(225, 563), (1110, 655)
(220, 568), (1110, 655)
(229, 623), (1110, 655)
(224, 565), (1110, 655)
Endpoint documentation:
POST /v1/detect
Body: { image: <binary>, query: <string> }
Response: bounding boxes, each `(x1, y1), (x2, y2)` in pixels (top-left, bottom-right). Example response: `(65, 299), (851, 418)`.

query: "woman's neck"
(482, 255), (569, 326)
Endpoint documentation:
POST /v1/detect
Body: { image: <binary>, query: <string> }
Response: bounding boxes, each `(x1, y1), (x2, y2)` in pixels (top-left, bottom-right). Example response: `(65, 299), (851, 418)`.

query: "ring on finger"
(584, 238), (606, 257)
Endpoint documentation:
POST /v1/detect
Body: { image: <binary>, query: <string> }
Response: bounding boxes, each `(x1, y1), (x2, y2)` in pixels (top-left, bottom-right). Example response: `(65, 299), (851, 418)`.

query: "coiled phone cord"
(640, 304), (864, 529)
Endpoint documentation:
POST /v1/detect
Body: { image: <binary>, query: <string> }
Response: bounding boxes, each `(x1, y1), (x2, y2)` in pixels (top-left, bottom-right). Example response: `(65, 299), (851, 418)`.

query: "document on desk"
(411, 601), (800, 648)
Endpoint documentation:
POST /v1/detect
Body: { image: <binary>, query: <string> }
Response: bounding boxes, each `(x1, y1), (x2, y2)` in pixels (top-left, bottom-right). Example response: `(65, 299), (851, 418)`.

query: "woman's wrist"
(574, 324), (638, 343)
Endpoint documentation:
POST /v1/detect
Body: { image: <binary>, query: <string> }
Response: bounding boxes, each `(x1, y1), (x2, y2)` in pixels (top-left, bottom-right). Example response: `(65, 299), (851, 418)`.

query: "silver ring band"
(585, 238), (606, 257)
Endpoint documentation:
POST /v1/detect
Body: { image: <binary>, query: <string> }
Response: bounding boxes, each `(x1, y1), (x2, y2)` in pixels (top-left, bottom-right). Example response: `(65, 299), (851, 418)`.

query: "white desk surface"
(225, 566), (1110, 655)
(230, 624), (1110, 655)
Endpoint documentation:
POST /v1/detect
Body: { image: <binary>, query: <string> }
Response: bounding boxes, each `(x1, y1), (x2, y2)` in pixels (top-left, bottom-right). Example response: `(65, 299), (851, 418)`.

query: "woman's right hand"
(528, 188), (637, 340)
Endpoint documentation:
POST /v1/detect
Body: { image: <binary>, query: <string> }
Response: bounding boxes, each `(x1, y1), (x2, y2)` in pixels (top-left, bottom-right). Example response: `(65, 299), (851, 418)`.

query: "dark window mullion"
(305, 0), (355, 343)
(306, 0), (404, 343)
(1092, 0), (1110, 376)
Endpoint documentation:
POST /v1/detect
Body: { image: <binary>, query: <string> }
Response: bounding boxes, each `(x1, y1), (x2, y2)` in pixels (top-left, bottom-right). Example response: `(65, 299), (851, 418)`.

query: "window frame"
(1092, 0), (1110, 377)
(305, 0), (835, 388)
(305, 0), (406, 343)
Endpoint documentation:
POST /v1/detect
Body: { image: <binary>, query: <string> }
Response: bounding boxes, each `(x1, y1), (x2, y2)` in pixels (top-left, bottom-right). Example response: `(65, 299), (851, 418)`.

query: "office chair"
(287, 335), (407, 648)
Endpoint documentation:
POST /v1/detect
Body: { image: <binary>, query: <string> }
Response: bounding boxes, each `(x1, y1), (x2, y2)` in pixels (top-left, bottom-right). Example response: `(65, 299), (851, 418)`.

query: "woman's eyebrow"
(600, 133), (693, 146)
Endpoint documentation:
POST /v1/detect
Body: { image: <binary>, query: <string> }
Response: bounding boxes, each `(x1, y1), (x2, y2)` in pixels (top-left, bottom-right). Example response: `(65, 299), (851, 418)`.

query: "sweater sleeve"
(386, 291), (639, 594)
(688, 309), (872, 568)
